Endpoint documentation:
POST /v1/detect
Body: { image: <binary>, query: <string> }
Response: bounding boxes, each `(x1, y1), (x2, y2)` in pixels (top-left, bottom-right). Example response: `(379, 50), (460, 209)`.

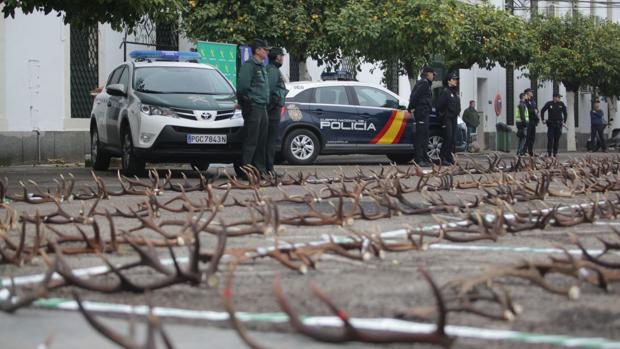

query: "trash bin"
(495, 122), (512, 152)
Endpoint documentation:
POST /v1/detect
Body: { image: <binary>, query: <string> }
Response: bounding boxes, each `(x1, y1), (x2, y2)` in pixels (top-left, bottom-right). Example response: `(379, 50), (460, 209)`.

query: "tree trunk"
(297, 59), (312, 81)
(566, 91), (576, 151)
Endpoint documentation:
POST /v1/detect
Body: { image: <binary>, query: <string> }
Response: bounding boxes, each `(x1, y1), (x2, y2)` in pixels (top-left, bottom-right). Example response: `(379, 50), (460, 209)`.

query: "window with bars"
(70, 24), (98, 119)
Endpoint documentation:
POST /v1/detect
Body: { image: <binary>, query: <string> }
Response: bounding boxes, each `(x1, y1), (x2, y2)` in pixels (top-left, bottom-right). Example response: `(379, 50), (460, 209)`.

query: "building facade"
(0, 0), (618, 164)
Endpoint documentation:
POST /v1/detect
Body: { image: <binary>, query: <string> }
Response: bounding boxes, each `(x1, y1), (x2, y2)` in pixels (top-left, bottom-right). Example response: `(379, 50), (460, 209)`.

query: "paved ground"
(1, 152), (620, 349)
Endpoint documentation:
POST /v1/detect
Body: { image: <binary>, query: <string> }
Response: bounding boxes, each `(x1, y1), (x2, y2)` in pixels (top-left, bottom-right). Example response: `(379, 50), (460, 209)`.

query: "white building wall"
(3, 9), (67, 132)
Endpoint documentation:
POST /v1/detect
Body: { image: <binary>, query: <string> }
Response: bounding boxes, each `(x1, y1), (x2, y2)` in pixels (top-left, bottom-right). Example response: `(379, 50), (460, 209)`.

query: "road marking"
(27, 298), (620, 349)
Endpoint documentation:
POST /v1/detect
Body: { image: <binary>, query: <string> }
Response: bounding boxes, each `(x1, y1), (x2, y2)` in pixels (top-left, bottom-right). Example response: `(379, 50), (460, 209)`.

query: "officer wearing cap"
(237, 38), (270, 175)
(540, 93), (567, 157)
(265, 47), (288, 176)
(407, 66), (435, 167)
(524, 88), (539, 156)
(437, 72), (461, 165)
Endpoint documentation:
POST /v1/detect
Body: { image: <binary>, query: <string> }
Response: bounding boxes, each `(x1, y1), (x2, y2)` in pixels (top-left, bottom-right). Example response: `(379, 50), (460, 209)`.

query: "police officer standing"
(408, 66), (435, 167)
(265, 47), (288, 176)
(540, 93), (567, 157)
(237, 39), (270, 175)
(524, 88), (539, 156)
(437, 72), (461, 165)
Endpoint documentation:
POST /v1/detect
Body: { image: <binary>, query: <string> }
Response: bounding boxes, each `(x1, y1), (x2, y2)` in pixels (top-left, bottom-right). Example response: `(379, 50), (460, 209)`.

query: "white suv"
(90, 51), (244, 175)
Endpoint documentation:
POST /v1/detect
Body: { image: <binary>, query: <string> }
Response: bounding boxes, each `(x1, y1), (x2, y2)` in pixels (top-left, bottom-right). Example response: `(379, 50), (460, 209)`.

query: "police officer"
(524, 88), (539, 156)
(515, 93), (529, 156)
(265, 47), (288, 176)
(540, 93), (567, 157)
(408, 66), (435, 167)
(237, 39), (270, 175)
(437, 72), (461, 165)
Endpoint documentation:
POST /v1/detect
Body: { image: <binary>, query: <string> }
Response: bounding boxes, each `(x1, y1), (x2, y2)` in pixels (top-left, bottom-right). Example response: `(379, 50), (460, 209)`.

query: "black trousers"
(266, 107), (281, 172)
(440, 118), (457, 163)
(414, 111), (430, 163)
(546, 123), (562, 156)
(526, 122), (537, 156)
(591, 124), (607, 152)
(241, 104), (268, 172)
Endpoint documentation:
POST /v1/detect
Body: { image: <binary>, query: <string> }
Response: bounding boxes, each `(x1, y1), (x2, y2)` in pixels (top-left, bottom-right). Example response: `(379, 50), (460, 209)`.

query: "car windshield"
(133, 67), (234, 95)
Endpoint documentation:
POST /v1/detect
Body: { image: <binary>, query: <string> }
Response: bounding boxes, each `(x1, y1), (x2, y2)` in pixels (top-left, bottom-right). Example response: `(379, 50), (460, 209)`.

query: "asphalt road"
(1, 152), (619, 349)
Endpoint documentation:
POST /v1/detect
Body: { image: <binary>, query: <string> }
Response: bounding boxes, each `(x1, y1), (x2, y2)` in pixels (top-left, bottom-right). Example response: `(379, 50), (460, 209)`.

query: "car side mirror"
(397, 105), (406, 110)
(106, 84), (126, 97)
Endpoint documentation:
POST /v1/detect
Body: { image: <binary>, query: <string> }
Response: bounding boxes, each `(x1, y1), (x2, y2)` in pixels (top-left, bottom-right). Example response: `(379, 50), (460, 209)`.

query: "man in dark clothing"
(524, 88), (539, 156)
(265, 47), (288, 175)
(515, 93), (529, 156)
(437, 72), (461, 165)
(462, 100), (479, 143)
(408, 66), (435, 167)
(590, 99), (607, 152)
(540, 93), (567, 157)
(237, 39), (270, 175)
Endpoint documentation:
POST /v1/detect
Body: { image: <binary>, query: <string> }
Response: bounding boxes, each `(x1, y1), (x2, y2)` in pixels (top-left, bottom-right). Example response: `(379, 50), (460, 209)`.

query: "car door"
(352, 86), (412, 152)
(98, 67), (123, 145)
(310, 85), (360, 150)
(106, 66), (129, 150)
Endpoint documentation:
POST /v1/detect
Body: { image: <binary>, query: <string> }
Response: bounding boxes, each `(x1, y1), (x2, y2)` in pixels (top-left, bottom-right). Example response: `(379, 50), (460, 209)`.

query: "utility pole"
(566, 0), (579, 151)
(505, 0), (515, 127)
(530, 0), (538, 124)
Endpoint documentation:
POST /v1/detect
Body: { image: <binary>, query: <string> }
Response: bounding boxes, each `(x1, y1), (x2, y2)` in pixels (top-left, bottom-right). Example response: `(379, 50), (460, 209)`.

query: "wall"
(3, 9), (67, 132)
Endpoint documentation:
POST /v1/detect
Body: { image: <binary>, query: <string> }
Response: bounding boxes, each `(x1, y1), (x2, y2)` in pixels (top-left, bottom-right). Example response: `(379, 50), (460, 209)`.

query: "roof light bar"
(129, 50), (202, 62)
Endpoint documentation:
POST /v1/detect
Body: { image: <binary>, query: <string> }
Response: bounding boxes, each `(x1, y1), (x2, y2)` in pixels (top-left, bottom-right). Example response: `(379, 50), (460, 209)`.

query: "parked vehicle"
(89, 50), (243, 175)
(276, 81), (467, 165)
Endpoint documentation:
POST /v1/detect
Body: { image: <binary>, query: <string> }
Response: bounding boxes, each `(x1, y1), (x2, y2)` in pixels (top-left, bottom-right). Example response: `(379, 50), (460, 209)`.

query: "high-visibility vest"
(515, 104), (529, 123)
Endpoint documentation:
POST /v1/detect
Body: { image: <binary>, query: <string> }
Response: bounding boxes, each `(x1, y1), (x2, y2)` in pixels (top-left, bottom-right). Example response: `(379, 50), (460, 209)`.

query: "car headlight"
(231, 109), (242, 120)
(140, 104), (176, 117)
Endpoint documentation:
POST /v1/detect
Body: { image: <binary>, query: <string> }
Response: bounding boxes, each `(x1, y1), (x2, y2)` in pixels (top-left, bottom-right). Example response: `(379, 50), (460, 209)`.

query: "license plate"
(187, 134), (227, 144)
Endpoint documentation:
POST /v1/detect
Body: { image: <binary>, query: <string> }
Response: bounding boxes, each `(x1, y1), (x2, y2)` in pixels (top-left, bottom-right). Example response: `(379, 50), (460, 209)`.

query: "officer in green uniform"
(265, 47), (288, 176)
(237, 39), (270, 175)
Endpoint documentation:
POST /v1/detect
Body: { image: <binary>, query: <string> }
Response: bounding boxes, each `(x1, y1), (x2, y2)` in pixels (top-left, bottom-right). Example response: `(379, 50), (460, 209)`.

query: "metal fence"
(70, 24), (98, 119)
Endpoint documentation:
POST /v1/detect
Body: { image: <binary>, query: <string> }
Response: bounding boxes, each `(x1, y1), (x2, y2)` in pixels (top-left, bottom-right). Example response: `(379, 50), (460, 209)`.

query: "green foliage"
(182, 0), (345, 64)
(327, 0), (530, 80)
(446, 3), (531, 70)
(0, 0), (186, 30)
(528, 13), (620, 95)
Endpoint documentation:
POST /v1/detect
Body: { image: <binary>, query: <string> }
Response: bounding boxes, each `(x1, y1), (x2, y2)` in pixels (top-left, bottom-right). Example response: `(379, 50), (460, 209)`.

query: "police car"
(277, 81), (467, 165)
(90, 50), (244, 175)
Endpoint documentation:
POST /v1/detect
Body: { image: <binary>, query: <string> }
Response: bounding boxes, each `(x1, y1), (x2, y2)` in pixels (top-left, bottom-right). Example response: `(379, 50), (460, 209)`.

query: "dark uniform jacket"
(540, 101), (567, 124)
(407, 78), (433, 115)
(437, 86), (461, 121)
(526, 99), (539, 125)
(591, 110), (606, 127)
(266, 63), (288, 111)
(237, 57), (269, 106)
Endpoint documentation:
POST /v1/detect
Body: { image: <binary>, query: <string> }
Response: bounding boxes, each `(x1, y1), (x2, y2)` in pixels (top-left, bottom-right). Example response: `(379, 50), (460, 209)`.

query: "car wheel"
(283, 129), (320, 165)
(91, 129), (111, 171)
(121, 127), (146, 176)
(427, 135), (443, 162)
(190, 162), (209, 171)
(387, 153), (414, 164)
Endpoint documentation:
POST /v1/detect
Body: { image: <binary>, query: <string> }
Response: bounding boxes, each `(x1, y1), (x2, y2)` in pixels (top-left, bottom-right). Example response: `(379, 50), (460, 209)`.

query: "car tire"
(387, 153), (414, 165)
(91, 128), (111, 171)
(283, 129), (320, 165)
(121, 127), (146, 176)
(427, 134), (443, 162)
(190, 162), (209, 171)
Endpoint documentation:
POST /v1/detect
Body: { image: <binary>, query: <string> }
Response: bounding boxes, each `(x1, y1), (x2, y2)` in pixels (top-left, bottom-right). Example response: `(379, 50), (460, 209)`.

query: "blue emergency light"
(129, 50), (202, 62)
